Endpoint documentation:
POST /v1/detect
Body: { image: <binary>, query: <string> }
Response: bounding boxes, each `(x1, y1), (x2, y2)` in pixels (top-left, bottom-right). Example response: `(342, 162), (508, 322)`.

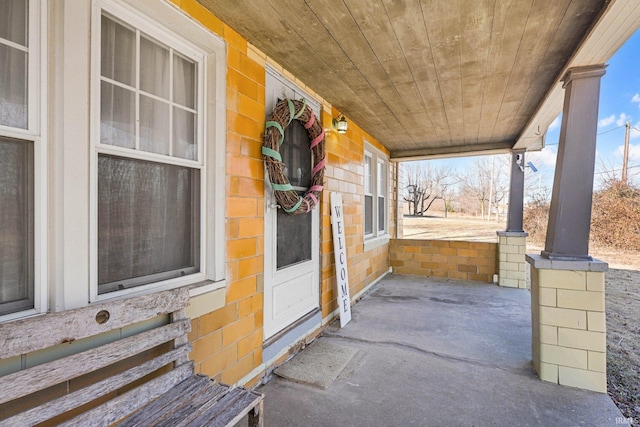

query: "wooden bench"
(0, 288), (263, 426)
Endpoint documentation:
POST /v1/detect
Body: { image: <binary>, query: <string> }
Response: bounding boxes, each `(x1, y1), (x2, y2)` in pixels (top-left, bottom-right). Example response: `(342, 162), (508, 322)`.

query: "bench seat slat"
(0, 344), (191, 427)
(118, 375), (227, 426)
(0, 288), (189, 359)
(183, 387), (264, 427)
(0, 319), (190, 405)
(58, 363), (193, 427)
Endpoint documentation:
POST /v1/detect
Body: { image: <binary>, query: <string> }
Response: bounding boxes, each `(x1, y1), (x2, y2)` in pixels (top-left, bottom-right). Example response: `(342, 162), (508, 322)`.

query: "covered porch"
(258, 274), (622, 425)
(197, 0), (640, 394)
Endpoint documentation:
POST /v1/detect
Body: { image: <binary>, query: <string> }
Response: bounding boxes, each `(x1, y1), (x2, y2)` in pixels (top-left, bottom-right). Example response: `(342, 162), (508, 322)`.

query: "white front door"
(263, 68), (320, 339)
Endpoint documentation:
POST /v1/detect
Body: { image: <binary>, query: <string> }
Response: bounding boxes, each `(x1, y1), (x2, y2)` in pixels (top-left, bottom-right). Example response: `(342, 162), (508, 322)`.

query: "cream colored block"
(540, 325), (558, 345)
(538, 362), (559, 383)
(558, 366), (607, 393)
(507, 253), (524, 263)
(500, 278), (518, 288)
(499, 236), (508, 245)
(557, 289), (604, 312)
(503, 245), (518, 254)
(588, 351), (606, 373)
(501, 261), (517, 271)
(506, 270), (523, 280)
(538, 269), (586, 290)
(519, 245), (527, 254)
(587, 311), (606, 332)
(558, 328), (606, 352)
(539, 343), (588, 369)
(539, 306), (587, 329)
(539, 287), (557, 307)
(586, 272), (605, 292)
(518, 280), (527, 289)
(499, 252), (507, 262)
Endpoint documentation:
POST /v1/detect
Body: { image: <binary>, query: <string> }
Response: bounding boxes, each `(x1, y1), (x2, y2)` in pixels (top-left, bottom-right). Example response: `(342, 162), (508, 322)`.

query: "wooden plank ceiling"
(197, 0), (608, 159)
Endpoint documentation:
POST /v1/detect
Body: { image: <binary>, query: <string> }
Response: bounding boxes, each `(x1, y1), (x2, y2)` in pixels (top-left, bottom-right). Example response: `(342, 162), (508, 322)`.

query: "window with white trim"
(0, 0), (45, 319)
(364, 143), (389, 247)
(90, 0), (225, 299)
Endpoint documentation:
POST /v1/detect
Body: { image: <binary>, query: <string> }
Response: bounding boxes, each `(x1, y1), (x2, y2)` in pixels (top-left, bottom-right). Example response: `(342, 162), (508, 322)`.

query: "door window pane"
(280, 120), (311, 188)
(0, 137), (34, 315)
(98, 155), (200, 294)
(276, 118), (313, 269)
(277, 205), (312, 269)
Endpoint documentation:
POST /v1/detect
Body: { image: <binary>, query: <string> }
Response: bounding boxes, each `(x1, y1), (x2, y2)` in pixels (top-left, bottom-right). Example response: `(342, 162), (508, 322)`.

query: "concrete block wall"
(497, 232), (527, 288)
(390, 239), (497, 282)
(528, 255), (608, 393)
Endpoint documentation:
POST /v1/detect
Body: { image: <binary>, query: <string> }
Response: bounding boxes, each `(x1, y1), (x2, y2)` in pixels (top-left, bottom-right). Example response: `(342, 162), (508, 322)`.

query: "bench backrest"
(0, 287), (192, 426)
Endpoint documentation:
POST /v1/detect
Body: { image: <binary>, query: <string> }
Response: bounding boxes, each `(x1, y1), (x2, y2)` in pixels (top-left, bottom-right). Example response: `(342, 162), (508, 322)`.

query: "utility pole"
(622, 121), (630, 184)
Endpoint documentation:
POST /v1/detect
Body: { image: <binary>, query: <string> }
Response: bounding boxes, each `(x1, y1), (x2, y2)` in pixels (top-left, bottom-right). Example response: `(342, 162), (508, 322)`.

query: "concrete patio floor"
(257, 274), (622, 426)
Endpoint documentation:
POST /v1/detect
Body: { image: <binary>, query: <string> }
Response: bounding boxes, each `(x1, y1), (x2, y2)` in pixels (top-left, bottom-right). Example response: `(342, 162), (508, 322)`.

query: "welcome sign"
(330, 192), (352, 327)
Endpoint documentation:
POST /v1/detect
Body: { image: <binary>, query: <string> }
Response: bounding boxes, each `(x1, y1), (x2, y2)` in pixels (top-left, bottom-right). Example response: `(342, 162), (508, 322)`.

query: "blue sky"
(424, 28), (640, 193)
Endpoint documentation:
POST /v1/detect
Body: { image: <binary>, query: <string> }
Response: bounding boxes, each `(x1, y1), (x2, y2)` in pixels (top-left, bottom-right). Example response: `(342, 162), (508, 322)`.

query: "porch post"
(527, 65), (608, 393)
(543, 65), (605, 260)
(497, 150), (527, 288)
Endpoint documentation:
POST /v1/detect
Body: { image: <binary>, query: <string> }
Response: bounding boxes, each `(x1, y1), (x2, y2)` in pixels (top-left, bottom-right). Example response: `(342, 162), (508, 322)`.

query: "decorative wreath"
(262, 98), (326, 215)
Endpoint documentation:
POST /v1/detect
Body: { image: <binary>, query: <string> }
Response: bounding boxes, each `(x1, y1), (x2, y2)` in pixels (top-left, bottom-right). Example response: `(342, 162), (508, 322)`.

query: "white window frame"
(75, 0), (225, 305)
(0, 0), (48, 322)
(363, 142), (389, 252)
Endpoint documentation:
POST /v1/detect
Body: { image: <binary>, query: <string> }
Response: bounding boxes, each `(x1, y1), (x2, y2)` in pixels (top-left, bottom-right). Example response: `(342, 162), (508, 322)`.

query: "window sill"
(364, 234), (390, 252)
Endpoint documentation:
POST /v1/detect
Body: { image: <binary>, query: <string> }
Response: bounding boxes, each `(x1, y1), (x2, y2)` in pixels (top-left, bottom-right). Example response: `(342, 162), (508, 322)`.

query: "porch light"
(332, 115), (348, 134)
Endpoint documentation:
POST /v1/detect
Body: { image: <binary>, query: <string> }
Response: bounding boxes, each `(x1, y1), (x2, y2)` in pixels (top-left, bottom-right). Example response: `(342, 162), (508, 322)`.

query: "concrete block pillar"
(527, 255), (608, 393)
(497, 231), (527, 288)
(497, 150), (528, 288)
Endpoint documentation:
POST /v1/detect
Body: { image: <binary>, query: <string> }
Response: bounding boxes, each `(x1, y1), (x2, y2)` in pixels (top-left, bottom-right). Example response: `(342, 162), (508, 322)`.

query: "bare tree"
(402, 161), (454, 216)
(458, 156), (509, 220)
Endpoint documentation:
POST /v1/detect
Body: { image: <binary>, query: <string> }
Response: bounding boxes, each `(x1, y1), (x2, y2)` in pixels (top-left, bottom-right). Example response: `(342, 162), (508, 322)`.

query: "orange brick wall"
(171, 0), (393, 387)
(390, 239), (497, 282)
(319, 113), (393, 319)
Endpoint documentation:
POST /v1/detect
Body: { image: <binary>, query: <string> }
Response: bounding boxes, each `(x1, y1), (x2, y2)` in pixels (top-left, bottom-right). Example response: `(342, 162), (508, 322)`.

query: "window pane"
(364, 155), (372, 194)
(140, 95), (170, 155)
(281, 120), (311, 188)
(101, 81), (135, 148)
(98, 155), (200, 294)
(0, 44), (27, 129)
(101, 15), (135, 87)
(277, 204), (311, 269)
(378, 196), (385, 232)
(173, 107), (196, 160)
(0, 0), (28, 46)
(174, 54), (195, 109)
(364, 194), (373, 235)
(377, 161), (385, 195)
(140, 36), (169, 99)
(0, 137), (34, 315)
